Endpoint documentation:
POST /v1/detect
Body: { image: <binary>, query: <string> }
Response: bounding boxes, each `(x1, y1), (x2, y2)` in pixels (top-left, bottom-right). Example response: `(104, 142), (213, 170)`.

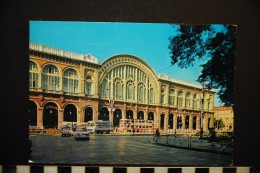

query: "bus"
(84, 120), (113, 134)
(117, 119), (155, 133)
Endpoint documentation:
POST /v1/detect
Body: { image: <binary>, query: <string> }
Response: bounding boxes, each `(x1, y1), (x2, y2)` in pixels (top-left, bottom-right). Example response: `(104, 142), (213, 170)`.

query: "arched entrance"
(99, 107), (109, 121)
(126, 110), (133, 119)
(137, 111), (144, 119)
(185, 115), (190, 129)
(208, 118), (211, 129)
(160, 114), (165, 130)
(169, 114), (174, 129)
(64, 104), (77, 123)
(148, 112), (154, 121)
(193, 116), (197, 129)
(84, 107), (93, 122)
(177, 115), (182, 129)
(43, 102), (58, 129)
(29, 100), (37, 127)
(113, 109), (122, 127)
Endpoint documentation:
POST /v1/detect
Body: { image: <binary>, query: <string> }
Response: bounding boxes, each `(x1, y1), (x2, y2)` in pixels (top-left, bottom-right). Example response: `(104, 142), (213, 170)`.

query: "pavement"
(152, 134), (233, 155)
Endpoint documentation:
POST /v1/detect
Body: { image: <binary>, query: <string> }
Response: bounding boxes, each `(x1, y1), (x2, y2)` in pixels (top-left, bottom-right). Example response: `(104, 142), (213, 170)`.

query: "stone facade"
(214, 106), (234, 131)
(29, 43), (215, 133)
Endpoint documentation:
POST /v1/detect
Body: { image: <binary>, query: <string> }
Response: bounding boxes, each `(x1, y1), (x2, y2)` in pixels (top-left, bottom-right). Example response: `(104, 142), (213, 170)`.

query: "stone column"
(164, 114), (167, 130)
(144, 111), (148, 120)
(37, 108), (43, 129)
(173, 114), (177, 130)
(58, 109), (64, 129)
(77, 109), (84, 124)
(196, 116), (200, 131)
(189, 115), (193, 131)
(182, 114), (185, 130)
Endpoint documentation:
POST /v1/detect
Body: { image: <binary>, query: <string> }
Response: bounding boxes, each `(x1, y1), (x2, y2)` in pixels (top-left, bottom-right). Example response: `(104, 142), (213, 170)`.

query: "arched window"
(101, 79), (108, 98)
(85, 75), (93, 95)
(29, 61), (39, 88)
(114, 78), (123, 99)
(126, 80), (134, 100)
(138, 83), (145, 103)
(63, 69), (78, 94)
(177, 91), (183, 107)
(169, 89), (175, 105)
(185, 92), (191, 108)
(42, 64), (60, 91)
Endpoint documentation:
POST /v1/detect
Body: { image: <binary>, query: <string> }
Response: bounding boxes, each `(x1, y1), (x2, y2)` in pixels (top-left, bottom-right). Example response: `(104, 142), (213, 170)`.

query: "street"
(29, 134), (232, 166)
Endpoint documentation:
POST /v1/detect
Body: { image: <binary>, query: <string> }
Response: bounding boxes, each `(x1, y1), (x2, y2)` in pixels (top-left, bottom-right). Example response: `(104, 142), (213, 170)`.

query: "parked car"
(61, 126), (75, 137)
(74, 126), (90, 141)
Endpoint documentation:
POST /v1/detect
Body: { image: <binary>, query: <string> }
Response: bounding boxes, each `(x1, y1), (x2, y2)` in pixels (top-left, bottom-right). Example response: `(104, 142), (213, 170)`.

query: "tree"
(168, 25), (236, 106)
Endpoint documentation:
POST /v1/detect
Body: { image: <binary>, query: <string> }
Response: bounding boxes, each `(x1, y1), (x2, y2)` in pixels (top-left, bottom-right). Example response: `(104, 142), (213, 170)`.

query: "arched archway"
(148, 112), (154, 121)
(29, 100), (37, 127)
(160, 114), (165, 130)
(193, 116), (197, 129)
(169, 114), (174, 129)
(99, 107), (109, 121)
(84, 107), (93, 122)
(113, 109), (122, 127)
(185, 115), (190, 129)
(126, 110), (133, 119)
(137, 111), (144, 119)
(43, 102), (58, 129)
(64, 104), (77, 123)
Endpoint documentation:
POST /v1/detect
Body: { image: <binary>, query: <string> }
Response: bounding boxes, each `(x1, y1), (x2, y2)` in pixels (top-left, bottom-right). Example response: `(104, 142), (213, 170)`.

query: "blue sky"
(30, 21), (223, 106)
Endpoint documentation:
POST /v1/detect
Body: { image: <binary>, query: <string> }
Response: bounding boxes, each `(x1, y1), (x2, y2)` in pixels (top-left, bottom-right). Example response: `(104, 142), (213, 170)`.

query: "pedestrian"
(210, 128), (216, 146)
(174, 129), (177, 138)
(156, 128), (160, 138)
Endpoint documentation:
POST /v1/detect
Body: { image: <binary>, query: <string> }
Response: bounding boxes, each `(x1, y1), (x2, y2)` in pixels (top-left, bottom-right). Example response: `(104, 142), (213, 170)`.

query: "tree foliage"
(168, 25), (236, 106)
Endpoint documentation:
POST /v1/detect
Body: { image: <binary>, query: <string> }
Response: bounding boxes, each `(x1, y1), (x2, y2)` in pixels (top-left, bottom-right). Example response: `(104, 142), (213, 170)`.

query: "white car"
(74, 126), (90, 141)
(61, 126), (74, 137)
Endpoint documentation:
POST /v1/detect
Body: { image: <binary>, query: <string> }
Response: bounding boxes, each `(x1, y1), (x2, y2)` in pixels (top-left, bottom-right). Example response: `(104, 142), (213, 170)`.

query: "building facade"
(214, 106), (234, 131)
(29, 43), (215, 133)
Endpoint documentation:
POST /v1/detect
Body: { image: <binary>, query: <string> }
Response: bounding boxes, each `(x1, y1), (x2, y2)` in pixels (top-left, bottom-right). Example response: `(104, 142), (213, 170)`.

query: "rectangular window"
(85, 82), (92, 95)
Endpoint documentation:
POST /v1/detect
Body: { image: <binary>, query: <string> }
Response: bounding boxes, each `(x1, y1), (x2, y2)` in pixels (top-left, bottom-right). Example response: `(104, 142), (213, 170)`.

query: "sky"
(29, 21), (223, 106)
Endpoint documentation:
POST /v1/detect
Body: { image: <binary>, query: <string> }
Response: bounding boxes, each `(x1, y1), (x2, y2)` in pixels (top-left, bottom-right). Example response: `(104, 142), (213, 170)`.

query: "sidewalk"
(153, 135), (233, 155)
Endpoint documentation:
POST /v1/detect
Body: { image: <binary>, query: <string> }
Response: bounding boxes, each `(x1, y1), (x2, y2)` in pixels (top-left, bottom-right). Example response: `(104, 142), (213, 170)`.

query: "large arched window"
(126, 80), (134, 100)
(169, 89), (175, 105)
(114, 78), (123, 99)
(63, 69), (78, 94)
(101, 79), (108, 98)
(42, 64), (60, 91)
(137, 82), (146, 103)
(177, 91), (183, 107)
(29, 61), (39, 88)
(185, 92), (191, 108)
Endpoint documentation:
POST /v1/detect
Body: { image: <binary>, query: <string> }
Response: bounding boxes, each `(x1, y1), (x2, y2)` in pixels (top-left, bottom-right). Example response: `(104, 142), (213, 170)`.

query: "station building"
(214, 106), (234, 131)
(29, 43), (215, 133)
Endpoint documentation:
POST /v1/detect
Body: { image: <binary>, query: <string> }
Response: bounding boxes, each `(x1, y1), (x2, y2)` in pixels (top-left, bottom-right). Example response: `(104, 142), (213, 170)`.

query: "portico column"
(37, 108), (43, 129)
(196, 116), (200, 131)
(173, 114), (177, 130)
(58, 109), (64, 129)
(122, 109), (126, 119)
(77, 109), (84, 124)
(182, 114), (185, 130)
(144, 111), (148, 120)
(164, 114), (169, 130)
(189, 115), (193, 131)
